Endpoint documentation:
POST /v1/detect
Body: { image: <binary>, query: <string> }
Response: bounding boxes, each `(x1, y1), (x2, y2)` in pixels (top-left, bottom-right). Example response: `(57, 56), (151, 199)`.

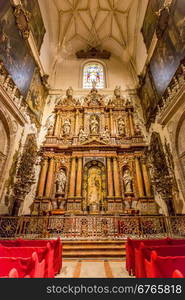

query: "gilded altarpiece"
(33, 87), (157, 216)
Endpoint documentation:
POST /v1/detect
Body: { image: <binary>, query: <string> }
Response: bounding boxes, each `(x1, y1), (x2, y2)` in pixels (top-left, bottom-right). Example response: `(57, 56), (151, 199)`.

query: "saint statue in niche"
(88, 167), (102, 205)
(56, 169), (67, 194)
(123, 169), (133, 193)
(90, 115), (99, 134)
(102, 126), (110, 143)
(118, 118), (125, 136)
(47, 124), (54, 136)
(63, 118), (71, 135)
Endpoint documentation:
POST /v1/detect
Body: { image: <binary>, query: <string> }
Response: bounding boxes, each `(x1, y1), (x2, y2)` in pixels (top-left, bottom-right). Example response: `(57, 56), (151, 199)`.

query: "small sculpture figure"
(79, 127), (88, 143)
(126, 95), (132, 105)
(118, 118), (125, 136)
(63, 119), (71, 135)
(114, 86), (121, 98)
(102, 126), (110, 143)
(90, 115), (99, 134)
(123, 169), (133, 193)
(135, 123), (141, 136)
(47, 124), (54, 136)
(56, 169), (67, 194)
(66, 86), (73, 98)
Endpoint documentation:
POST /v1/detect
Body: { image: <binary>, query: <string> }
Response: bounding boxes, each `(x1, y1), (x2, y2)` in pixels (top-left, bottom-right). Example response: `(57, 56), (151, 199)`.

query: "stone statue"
(90, 115), (99, 134)
(79, 127), (88, 143)
(56, 169), (67, 194)
(102, 126), (110, 143)
(118, 118), (125, 136)
(114, 86), (121, 98)
(63, 119), (71, 135)
(66, 86), (73, 98)
(123, 169), (133, 193)
(47, 124), (54, 136)
(135, 123), (141, 136)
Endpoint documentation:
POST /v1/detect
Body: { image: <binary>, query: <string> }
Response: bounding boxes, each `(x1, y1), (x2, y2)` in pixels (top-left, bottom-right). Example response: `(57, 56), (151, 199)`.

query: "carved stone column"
(107, 157), (114, 197)
(75, 109), (80, 136)
(37, 158), (48, 198)
(135, 156), (144, 197)
(76, 157), (83, 197)
(69, 157), (76, 197)
(109, 109), (114, 136)
(54, 112), (61, 136)
(141, 157), (151, 197)
(113, 157), (121, 197)
(45, 157), (55, 198)
(128, 111), (135, 137)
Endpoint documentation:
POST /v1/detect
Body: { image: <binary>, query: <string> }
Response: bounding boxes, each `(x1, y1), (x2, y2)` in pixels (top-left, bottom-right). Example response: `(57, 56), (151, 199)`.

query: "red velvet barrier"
(0, 243), (54, 278)
(136, 243), (185, 278)
(14, 238), (62, 274)
(0, 255), (35, 278)
(145, 251), (185, 278)
(126, 238), (170, 275)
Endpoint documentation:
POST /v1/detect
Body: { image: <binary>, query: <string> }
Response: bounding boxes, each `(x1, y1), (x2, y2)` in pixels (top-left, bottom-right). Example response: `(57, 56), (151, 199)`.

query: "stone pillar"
(109, 109), (114, 136)
(37, 157), (48, 198)
(54, 112), (61, 136)
(128, 111), (135, 137)
(141, 158), (151, 197)
(135, 156), (144, 197)
(75, 109), (80, 136)
(113, 157), (121, 197)
(107, 157), (114, 197)
(69, 157), (76, 197)
(76, 157), (83, 197)
(45, 157), (55, 198)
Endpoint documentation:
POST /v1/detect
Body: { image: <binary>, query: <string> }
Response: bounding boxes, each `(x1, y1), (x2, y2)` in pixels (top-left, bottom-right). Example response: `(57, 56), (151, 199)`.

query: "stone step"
(62, 240), (126, 258)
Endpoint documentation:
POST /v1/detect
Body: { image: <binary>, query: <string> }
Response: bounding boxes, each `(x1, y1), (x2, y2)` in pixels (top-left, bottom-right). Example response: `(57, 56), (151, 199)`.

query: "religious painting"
(142, 0), (165, 50)
(0, 1), (35, 96)
(168, 0), (185, 57)
(26, 68), (47, 125)
(22, 0), (46, 51)
(150, 29), (180, 96)
(139, 69), (158, 128)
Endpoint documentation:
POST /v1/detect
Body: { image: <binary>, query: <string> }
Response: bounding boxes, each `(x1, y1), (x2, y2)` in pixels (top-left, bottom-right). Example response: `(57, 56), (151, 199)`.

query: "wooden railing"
(0, 215), (184, 240)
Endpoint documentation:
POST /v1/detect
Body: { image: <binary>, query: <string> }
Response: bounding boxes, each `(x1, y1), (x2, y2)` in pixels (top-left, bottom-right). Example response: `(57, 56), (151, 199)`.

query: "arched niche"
(82, 160), (107, 212)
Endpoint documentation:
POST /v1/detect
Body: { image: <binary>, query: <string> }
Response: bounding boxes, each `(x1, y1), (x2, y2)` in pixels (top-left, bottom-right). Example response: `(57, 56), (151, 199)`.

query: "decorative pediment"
(81, 138), (107, 146)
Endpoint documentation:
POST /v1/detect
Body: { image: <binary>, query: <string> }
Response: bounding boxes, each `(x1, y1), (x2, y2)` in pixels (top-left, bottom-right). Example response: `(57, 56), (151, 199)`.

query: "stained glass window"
(83, 62), (105, 89)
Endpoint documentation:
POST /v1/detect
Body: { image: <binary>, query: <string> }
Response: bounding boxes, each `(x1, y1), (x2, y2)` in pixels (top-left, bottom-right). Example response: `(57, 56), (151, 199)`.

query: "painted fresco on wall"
(22, 0), (46, 51)
(0, 1), (35, 96)
(142, 0), (165, 50)
(26, 68), (47, 125)
(139, 70), (158, 128)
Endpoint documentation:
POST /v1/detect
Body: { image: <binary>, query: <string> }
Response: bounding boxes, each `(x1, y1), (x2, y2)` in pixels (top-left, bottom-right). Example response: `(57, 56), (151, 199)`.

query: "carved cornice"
(13, 5), (31, 40)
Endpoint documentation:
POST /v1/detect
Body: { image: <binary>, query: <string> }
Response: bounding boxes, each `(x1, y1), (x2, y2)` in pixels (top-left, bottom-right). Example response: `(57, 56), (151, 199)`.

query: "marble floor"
(56, 260), (133, 278)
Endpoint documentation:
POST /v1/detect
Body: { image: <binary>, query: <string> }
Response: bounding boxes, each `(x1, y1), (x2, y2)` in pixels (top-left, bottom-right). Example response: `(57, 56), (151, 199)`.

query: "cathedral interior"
(0, 0), (185, 278)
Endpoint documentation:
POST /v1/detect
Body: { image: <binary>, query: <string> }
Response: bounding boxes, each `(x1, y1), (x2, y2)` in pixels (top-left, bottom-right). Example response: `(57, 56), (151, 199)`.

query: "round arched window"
(83, 62), (105, 89)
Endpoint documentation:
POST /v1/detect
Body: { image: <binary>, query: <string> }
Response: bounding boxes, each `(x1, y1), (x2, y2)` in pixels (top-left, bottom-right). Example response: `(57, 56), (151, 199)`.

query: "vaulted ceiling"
(39, 0), (148, 80)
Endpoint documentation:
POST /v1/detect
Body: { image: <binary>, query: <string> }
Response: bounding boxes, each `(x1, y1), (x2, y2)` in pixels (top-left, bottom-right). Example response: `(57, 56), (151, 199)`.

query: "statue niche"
(55, 168), (67, 195)
(89, 114), (99, 135)
(63, 118), (71, 136)
(123, 168), (133, 194)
